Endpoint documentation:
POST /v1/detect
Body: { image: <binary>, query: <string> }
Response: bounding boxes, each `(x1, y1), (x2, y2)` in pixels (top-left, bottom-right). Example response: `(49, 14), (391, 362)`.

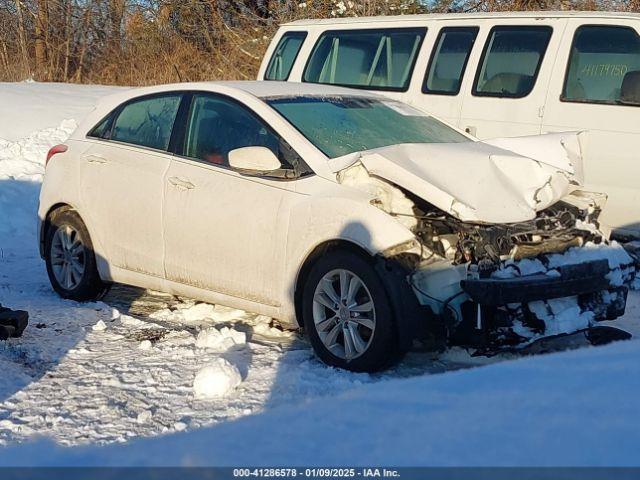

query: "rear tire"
(44, 209), (110, 301)
(302, 250), (399, 372)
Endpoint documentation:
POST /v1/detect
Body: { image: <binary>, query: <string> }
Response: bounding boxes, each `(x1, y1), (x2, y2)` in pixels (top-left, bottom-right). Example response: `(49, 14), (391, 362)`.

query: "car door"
(80, 92), (182, 278)
(458, 21), (565, 138)
(163, 92), (301, 306)
(541, 20), (640, 237)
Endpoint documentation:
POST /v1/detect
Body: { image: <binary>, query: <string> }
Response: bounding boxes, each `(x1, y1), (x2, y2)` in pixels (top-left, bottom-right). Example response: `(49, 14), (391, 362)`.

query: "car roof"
(74, 81), (383, 139)
(212, 80), (380, 98)
(283, 10), (640, 26)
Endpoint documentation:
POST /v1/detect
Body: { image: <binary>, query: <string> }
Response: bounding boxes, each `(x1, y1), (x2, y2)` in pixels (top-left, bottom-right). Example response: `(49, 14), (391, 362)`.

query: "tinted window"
(474, 26), (552, 98)
(264, 32), (307, 81)
(268, 96), (469, 159)
(88, 114), (114, 139)
(303, 28), (426, 91)
(183, 94), (289, 168)
(562, 25), (640, 106)
(111, 94), (182, 150)
(424, 27), (479, 95)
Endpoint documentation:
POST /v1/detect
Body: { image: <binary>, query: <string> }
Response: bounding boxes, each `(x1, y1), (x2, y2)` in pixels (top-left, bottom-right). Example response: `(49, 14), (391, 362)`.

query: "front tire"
(302, 251), (399, 372)
(44, 208), (110, 301)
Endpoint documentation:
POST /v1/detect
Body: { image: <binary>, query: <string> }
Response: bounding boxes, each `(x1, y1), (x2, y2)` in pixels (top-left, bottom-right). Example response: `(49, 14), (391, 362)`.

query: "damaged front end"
(408, 191), (636, 353)
(335, 133), (638, 354)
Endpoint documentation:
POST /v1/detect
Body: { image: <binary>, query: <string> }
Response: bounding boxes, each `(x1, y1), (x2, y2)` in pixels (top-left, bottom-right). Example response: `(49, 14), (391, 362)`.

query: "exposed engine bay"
(335, 133), (638, 354)
(411, 190), (604, 271)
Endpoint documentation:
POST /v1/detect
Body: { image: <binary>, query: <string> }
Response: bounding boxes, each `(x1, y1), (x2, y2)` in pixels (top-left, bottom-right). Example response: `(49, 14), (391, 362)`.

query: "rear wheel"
(302, 251), (398, 372)
(45, 209), (110, 301)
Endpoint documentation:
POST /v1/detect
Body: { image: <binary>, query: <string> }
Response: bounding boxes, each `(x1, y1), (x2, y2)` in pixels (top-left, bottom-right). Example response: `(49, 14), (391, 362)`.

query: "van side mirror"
(228, 146), (281, 172)
(619, 70), (640, 106)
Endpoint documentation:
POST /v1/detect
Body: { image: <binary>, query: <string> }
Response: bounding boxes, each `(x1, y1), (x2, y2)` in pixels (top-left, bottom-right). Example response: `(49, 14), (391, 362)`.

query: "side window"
(473, 26), (552, 98)
(423, 27), (479, 95)
(562, 25), (640, 106)
(264, 31), (307, 81)
(88, 114), (114, 139)
(183, 94), (292, 170)
(303, 28), (427, 91)
(111, 94), (182, 150)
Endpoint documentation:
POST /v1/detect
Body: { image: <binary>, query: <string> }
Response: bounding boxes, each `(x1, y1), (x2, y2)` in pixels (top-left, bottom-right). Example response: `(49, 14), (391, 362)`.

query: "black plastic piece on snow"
(586, 325), (632, 346)
(0, 303), (29, 339)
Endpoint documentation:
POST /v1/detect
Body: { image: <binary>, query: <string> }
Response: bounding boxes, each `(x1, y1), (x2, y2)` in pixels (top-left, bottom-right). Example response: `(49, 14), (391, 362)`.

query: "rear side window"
(423, 27), (479, 95)
(562, 25), (640, 106)
(303, 28), (427, 91)
(264, 32), (307, 81)
(473, 26), (552, 98)
(111, 94), (182, 151)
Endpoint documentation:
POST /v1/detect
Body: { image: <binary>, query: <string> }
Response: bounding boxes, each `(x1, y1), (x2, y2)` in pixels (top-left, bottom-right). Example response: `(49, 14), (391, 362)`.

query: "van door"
(410, 26), (479, 125)
(542, 20), (640, 237)
(458, 20), (566, 138)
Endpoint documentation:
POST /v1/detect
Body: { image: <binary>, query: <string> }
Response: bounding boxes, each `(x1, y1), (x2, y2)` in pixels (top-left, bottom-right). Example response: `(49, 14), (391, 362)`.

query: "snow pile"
(3, 337), (640, 466)
(195, 326), (246, 351)
(0, 82), (123, 142)
(0, 119), (77, 246)
(150, 302), (251, 327)
(193, 359), (242, 399)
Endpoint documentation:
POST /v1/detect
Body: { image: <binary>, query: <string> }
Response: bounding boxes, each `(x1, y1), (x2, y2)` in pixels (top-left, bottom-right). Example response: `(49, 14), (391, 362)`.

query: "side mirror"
(228, 146), (281, 172)
(619, 70), (640, 106)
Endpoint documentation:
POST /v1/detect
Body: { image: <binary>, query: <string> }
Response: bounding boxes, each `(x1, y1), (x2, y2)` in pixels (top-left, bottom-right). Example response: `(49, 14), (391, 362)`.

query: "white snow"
(195, 326), (246, 350)
(193, 359), (243, 399)
(0, 82), (639, 466)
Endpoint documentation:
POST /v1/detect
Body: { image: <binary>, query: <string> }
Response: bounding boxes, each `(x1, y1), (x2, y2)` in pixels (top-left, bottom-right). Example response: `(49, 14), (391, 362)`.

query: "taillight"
(46, 144), (68, 166)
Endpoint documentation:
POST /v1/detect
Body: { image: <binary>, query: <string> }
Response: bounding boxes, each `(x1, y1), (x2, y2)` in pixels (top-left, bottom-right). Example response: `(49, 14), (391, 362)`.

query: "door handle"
(84, 154), (107, 164)
(168, 176), (195, 190)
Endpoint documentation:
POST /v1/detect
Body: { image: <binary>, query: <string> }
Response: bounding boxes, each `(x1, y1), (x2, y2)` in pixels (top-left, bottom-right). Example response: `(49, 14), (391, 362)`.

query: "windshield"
(266, 95), (469, 158)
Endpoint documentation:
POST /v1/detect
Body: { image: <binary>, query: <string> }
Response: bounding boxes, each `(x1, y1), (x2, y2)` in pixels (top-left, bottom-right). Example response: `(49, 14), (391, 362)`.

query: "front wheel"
(302, 251), (399, 372)
(44, 208), (110, 301)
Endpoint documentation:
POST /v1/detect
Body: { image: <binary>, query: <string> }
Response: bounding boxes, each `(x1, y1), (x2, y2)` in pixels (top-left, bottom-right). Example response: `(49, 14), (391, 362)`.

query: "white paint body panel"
(37, 81), (607, 328)
(261, 11), (640, 237)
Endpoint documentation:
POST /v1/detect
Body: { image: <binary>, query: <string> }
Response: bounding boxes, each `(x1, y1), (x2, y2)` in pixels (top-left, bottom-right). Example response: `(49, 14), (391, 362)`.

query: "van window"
(111, 94), (182, 151)
(423, 27), (479, 95)
(264, 32), (307, 81)
(562, 25), (640, 106)
(303, 28), (427, 91)
(473, 26), (552, 98)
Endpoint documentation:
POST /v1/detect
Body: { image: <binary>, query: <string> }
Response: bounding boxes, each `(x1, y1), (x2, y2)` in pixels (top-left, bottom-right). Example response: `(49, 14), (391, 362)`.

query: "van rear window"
(562, 25), (640, 106)
(302, 28), (426, 91)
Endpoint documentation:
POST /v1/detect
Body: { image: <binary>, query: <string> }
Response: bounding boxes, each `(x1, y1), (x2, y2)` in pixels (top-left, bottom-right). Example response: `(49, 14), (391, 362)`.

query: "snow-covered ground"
(0, 82), (639, 466)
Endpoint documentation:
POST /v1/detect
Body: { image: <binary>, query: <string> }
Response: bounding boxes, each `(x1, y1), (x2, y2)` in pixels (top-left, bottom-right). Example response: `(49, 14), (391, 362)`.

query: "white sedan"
(39, 82), (636, 371)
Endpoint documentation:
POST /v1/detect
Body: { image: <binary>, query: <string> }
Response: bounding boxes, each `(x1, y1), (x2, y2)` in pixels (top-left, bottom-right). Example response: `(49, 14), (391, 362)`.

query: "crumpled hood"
(330, 132), (587, 224)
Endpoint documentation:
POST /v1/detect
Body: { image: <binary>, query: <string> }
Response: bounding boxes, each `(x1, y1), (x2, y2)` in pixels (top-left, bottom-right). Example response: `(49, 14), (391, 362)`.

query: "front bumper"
(460, 259), (611, 306)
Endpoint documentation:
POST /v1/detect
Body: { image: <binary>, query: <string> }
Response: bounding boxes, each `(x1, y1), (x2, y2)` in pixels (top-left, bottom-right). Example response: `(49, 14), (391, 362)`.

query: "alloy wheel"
(312, 268), (376, 360)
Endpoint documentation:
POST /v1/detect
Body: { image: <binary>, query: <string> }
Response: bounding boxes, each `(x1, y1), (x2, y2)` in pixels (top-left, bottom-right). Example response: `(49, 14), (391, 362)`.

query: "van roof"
(283, 10), (640, 26)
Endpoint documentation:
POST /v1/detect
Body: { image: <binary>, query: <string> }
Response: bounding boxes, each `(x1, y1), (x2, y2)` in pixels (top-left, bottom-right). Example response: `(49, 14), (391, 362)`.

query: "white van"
(258, 11), (640, 238)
